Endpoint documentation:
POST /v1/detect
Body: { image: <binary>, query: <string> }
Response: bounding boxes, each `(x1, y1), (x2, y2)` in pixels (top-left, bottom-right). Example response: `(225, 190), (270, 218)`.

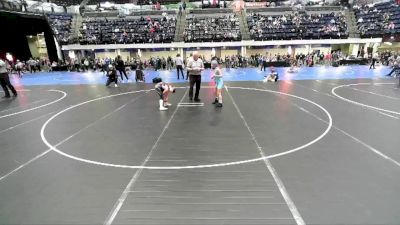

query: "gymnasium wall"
(140, 50), (179, 60)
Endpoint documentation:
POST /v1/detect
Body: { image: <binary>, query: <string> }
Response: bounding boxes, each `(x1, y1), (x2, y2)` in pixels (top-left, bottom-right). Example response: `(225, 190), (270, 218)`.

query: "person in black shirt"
(370, 54), (377, 69)
(116, 55), (129, 82)
(106, 65), (118, 87)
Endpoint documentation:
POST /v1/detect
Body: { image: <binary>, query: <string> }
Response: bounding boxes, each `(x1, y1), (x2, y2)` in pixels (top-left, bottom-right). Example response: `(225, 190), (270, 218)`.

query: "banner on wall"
(244, 2), (268, 8)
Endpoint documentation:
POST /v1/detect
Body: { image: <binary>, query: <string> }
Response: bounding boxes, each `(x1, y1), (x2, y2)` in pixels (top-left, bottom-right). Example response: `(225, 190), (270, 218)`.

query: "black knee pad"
(155, 87), (164, 99)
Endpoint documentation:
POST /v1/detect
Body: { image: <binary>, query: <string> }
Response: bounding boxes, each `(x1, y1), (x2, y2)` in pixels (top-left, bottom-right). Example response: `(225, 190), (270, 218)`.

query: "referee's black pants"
(118, 69), (128, 80)
(176, 65), (184, 79)
(189, 75), (201, 100)
(0, 73), (17, 97)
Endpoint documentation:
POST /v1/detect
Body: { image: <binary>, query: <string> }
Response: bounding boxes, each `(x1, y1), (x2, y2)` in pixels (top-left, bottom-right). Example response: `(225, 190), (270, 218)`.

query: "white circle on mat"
(0, 90), (67, 119)
(332, 83), (400, 115)
(41, 87), (332, 170)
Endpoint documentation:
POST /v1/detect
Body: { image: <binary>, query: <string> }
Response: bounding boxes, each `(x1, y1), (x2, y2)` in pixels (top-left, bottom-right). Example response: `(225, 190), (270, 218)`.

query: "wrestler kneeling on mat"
(263, 66), (279, 83)
(105, 64), (118, 87)
(155, 79), (176, 111)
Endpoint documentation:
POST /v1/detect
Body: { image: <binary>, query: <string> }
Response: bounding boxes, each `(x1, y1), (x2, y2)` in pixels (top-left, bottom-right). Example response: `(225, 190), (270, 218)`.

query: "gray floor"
(0, 79), (399, 225)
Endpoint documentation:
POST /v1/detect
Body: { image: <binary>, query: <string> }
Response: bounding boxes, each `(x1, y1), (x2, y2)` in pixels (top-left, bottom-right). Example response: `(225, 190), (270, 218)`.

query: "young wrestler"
(288, 59), (298, 73)
(105, 64), (118, 87)
(211, 60), (223, 107)
(155, 79), (176, 111)
(263, 66), (279, 83)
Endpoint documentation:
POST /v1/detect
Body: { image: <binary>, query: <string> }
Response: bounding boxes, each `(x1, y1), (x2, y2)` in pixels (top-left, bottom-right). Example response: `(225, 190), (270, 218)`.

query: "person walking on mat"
(211, 59), (223, 107)
(116, 55), (129, 82)
(175, 54), (184, 80)
(370, 53), (377, 69)
(0, 58), (17, 98)
(105, 64), (118, 87)
(187, 51), (204, 102)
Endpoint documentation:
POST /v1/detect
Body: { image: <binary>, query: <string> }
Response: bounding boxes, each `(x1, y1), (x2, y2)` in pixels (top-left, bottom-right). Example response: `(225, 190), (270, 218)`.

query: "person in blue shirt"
(211, 60), (223, 107)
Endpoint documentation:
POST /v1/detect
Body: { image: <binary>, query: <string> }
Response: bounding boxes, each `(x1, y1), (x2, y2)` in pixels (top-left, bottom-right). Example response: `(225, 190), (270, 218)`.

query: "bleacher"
(87, 0), (133, 5)
(184, 14), (241, 42)
(48, 0), (83, 6)
(354, 1), (400, 38)
(247, 12), (348, 41)
(80, 15), (176, 44)
(47, 13), (73, 45)
(21, 1), (397, 46)
(136, 0), (181, 5)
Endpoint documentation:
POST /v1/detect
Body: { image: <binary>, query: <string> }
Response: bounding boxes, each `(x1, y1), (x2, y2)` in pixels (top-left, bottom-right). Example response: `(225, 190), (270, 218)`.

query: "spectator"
(248, 12), (348, 41)
(175, 54), (184, 79)
(184, 14), (241, 42)
(80, 16), (176, 44)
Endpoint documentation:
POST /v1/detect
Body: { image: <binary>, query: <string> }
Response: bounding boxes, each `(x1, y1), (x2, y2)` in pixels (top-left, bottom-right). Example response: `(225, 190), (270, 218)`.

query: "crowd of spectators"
(184, 14), (241, 42)
(8, 50), (398, 79)
(5, 57), (61, 76)
(220, 51), (346, 68)
(354, 1), (400, 38)
(378, 50), (400, 66)
(47, 13), (73, 45)
(54, 56), (175, 73)
(80, 14), (176, 44)
(88, 0), (131, 4)
(136, 0), (181, 5)
(248, 12), (348, 40)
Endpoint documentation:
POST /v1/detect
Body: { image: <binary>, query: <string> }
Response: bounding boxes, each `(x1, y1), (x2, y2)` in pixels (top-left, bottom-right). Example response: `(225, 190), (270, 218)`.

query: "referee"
(187, 52), (204, 102)
(0, 58), (17, 98)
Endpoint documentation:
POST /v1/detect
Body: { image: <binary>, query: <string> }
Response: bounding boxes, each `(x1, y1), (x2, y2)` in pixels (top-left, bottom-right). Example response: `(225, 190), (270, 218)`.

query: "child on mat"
(105, 64), (118, 87)
(263, 66), (279, 83)
(288, 59), (298, 73)
(211, 60), (223, 107)
(155, 79), (176, 111)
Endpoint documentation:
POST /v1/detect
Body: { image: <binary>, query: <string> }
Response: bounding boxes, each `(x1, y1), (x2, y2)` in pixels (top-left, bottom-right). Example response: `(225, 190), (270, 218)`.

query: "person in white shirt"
(370, 52), (378, 69)
(187, 51), (204, 102)
(15, 60), (24, 78)
(175, 54), (184, 80)
(185, 53), (193, 80)
(27, 58), (36, 73)
(0, 58), (17, 98)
